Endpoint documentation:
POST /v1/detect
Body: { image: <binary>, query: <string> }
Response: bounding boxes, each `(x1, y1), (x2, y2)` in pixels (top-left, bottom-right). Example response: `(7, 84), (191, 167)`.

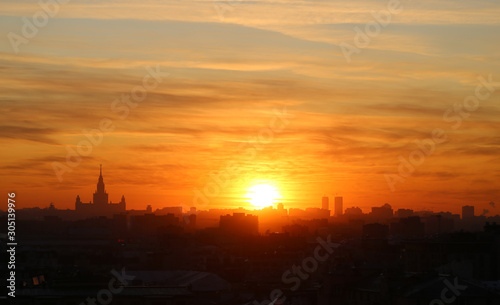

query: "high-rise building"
(322, 196), (329, 210)
(334, 196), (343, 216)
(462, 205), (475, 219)
(75, 165), (126, 217)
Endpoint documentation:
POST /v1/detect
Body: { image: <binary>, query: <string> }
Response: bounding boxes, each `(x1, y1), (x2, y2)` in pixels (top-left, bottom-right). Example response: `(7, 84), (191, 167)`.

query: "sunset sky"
(1, 0), (499, 214)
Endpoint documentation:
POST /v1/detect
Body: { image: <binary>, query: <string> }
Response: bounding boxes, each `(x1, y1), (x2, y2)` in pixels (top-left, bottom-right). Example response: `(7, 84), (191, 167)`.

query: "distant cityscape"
(1, 166), (500, 304)
(7, 166), (499, 235)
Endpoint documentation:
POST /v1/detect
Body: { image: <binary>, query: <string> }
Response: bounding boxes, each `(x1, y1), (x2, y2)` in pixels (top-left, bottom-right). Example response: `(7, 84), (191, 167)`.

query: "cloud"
(0, 126), (59, 145)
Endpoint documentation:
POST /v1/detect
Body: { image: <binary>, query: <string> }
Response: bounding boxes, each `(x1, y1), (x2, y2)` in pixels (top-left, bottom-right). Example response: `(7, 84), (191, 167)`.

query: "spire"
(93, 164), (108, 205)
(96, 164), (105, 194)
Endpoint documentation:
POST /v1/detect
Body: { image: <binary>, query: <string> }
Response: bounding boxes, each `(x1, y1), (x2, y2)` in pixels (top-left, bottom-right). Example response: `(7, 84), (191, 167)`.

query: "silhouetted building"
(282, 223), (308, 237)
(390, 216), (425, 237)
(395, 208), (414, 218)
(345, 206), (363, 216)
(484, 222), (500, 234)
(75, 165), (126, 217)
(155, 206), (183, 218)
(289, 207), (329, 219)
(219, 213), (258, 236)
(334, 196), (343, 216)
(131, 213), (180, 235)
(322, 196), (329, 210)
(462, 205), (475, 219)
(276, 202), (286, 216)
(363, 223), (389, 239)
(294, 218), (329, 234)
(370, 203), (393, 221)
(424, 214), (455, 234)
(187, 214), (196, 229)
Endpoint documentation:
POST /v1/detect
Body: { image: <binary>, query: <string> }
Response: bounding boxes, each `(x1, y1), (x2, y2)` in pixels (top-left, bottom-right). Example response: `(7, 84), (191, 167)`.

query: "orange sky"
(0, 0), (499, 215)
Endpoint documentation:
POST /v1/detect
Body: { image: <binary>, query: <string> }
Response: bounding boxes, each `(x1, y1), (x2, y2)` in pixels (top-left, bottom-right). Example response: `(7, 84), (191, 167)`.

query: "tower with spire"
(93, 164), (109, 205)
(75, 165), (126, 217)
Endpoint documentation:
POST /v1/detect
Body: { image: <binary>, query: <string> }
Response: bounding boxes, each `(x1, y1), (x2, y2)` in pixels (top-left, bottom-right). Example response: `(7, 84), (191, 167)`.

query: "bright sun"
(245, 184), (281, 208)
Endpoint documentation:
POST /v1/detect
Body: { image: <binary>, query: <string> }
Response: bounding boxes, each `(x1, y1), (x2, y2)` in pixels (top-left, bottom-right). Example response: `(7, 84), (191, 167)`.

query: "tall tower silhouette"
(334, 196), (343, 216)
(75, 165), (126, 217)
(93, 164), (108, 205)
(322, 196), (329, 210)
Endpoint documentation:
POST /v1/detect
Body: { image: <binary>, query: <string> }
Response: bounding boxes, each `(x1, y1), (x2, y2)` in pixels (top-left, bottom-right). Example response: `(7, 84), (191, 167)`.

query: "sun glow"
(245, 184), (281, 208)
